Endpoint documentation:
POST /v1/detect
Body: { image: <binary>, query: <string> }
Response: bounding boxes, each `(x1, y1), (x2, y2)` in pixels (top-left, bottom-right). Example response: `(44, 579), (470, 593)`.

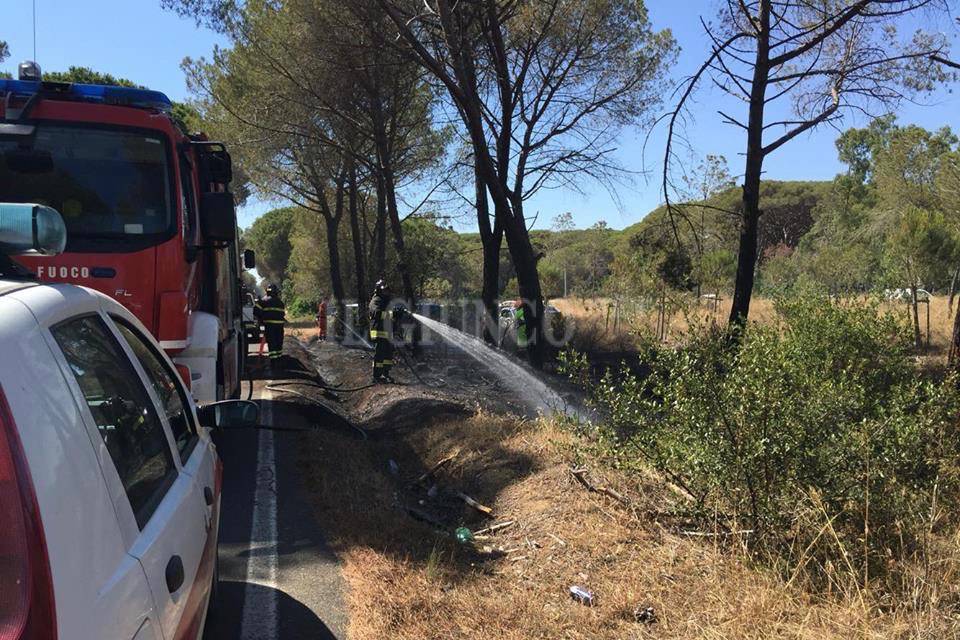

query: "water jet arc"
(413, 313), (582, 419)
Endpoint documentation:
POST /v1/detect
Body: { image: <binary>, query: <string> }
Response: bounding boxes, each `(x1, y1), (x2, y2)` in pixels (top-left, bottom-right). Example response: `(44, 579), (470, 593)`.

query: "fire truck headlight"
(0, 203), (67, 256)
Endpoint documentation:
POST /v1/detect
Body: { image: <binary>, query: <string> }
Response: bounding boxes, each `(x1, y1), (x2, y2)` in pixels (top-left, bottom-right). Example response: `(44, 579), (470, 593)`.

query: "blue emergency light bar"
(0, 79), (173, 113)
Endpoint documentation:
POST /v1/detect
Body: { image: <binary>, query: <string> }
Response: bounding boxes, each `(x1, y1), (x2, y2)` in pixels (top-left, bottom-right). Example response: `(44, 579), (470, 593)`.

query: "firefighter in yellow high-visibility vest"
(368, 279), (395, 383)
(255, 284), (287, 369)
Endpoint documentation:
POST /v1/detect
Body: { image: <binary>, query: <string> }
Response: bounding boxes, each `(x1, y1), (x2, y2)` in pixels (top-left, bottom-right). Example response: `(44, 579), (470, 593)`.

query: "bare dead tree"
(664, 0), (953, 331)
(375, 0), (675, 365)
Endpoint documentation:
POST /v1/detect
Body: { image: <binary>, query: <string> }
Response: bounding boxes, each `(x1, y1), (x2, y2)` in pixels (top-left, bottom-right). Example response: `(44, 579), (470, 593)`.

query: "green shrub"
(565, 293), (960, 589)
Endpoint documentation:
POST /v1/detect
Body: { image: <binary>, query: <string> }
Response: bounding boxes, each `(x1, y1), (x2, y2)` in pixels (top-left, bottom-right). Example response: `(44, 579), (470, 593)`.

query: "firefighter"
(255, 284), (287, 367)
(317, 296), (328, 341)
(368, 279), (395, 383)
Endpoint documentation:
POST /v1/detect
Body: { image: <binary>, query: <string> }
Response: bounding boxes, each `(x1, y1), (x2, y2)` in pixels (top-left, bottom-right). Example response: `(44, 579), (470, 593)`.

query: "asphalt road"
(203, 380), (348, 640)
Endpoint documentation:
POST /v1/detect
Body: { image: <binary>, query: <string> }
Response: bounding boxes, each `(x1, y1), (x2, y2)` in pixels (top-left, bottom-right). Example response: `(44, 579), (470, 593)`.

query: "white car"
(0, 203), (257, 640)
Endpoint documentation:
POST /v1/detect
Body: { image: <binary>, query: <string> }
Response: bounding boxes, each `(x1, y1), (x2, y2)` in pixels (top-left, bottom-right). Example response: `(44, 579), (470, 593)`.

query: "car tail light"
(0, 386), (56, 640)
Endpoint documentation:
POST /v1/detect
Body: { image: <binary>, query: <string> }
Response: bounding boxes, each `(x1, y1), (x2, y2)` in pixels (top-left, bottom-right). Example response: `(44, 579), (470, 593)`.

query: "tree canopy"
(244, 207), (296, 286)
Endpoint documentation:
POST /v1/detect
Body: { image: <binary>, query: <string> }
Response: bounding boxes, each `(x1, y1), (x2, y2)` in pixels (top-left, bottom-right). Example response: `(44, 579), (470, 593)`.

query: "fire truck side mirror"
(243, 249), (256, 270)
(199, 192), (237, 244)
(195, 144), (233, 186)
(197, 400), (260, 430)
(207, 149), (233, 185)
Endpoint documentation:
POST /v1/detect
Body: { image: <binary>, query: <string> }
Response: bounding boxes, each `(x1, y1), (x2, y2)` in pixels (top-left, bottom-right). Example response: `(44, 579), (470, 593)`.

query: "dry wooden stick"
(473, 520), (514, 536)
(457, 491), (494, 517)
(680, 529), (754, 537)
(570, 467), (632, 507)
(416, 453), (458, 485)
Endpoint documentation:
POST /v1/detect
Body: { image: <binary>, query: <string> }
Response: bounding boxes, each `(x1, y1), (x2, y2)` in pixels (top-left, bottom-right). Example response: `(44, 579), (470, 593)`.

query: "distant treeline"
(248, 116), (960, 317)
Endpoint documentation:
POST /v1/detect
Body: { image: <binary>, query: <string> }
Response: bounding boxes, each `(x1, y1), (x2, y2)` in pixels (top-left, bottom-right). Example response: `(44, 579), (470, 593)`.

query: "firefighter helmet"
(265, 283), (279, 296)
(373, 279), (386, 296)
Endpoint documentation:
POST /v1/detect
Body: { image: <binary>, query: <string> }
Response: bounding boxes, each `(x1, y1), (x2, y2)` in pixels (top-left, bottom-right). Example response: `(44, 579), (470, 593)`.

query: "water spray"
(411, 313), (585, 420)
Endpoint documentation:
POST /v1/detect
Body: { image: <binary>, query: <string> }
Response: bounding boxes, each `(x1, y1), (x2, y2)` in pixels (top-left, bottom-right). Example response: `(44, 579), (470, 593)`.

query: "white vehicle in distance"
(242, 288), (261, 345)
(496, 300), (564, 348)
(0, 203), (259, 640)
(885, 287), (931, 302)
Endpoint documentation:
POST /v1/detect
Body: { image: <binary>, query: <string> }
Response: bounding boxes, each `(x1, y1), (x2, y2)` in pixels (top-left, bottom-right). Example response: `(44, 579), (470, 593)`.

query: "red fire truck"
(0, 62), (252, 402)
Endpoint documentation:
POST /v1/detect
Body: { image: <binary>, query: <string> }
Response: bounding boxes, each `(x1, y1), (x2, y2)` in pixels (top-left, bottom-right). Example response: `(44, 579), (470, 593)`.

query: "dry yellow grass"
(553, 295), (957, 360)
(285, 317), (320, 341)
(295, 407), (960, 639)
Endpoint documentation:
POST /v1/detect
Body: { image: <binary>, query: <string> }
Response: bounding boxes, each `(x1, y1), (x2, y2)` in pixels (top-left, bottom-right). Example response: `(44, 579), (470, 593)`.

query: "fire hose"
(262, 382), (369, 441)
(242, 312), (446, 402)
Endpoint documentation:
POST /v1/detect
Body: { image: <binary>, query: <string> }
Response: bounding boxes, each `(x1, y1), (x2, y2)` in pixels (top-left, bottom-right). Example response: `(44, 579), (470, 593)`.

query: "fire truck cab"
(0, 62), (249, 402)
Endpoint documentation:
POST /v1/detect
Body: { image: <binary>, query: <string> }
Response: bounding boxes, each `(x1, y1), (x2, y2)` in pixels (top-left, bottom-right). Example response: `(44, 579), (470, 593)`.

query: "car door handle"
(166, 555), (185, 594)
(204, 486), (214, 506)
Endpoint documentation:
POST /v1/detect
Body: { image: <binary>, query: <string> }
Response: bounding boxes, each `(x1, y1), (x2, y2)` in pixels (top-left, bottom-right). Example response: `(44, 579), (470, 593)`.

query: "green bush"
(287, 295), (318, 318)
(276, 281), (315, 317)
(564, 294), (960, 588)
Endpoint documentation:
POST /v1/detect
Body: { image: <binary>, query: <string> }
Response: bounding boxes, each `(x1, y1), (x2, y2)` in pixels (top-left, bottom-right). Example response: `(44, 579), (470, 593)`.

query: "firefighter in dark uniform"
(368, 279), (395, 383)
(255, 284), (287, 368)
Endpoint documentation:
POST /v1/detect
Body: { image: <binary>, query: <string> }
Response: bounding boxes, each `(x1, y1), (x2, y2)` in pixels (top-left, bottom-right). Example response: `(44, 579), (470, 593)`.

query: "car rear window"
(52, 315), (177, 529)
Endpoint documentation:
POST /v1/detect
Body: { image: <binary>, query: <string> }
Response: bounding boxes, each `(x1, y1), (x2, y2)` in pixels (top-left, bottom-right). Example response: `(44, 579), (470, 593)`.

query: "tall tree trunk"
(948, 264), (960, 317)
(347, 164), (368, 331)
(458, 84), (545, 364)
(432, 0), (546, 365)
(380, 158), (421, 352)
(911, 286), (923, 349)
(949, 296), (960, 366)
(325, 213), (346, 333)
(366, 60), (416, 309)
(476, 166), (501, 343)
(501, 197), (545, 367)
(374, 171), (387, 278)
(382, 161), (415, 306)
(728, 1), (771, 332)
(327, 182), (347, 337)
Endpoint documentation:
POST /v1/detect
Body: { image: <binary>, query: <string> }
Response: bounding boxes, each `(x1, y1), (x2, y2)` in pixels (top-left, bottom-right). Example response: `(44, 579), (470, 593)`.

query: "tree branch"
(931, 54), (960, 70)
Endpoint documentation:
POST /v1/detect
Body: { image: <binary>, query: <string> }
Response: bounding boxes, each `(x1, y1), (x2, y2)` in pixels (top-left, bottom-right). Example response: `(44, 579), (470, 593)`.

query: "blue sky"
(3, 0), (959, 231)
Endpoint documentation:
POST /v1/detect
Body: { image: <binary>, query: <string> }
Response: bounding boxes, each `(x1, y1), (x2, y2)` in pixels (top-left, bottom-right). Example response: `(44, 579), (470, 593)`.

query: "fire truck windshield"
(0, 124), (174, 245)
